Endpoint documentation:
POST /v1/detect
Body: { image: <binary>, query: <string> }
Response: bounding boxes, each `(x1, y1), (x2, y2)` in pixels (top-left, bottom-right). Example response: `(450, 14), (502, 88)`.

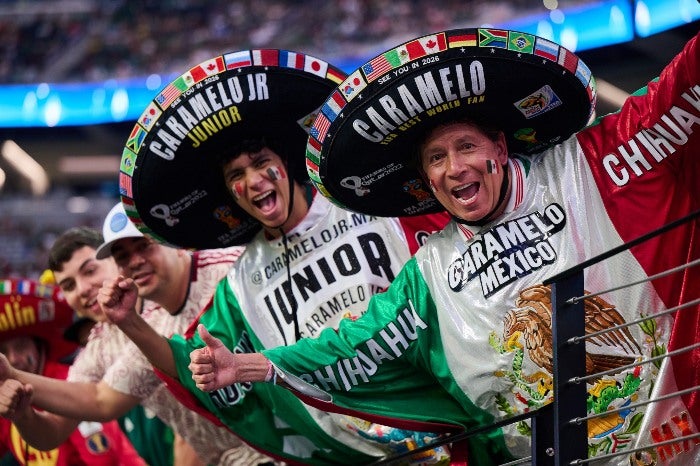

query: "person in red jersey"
(0, 278), (146, 466)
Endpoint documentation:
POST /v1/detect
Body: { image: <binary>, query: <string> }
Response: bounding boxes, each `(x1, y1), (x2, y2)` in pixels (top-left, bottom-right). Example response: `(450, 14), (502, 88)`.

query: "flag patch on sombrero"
(305, 28), (596, 219)
(119, 50), (347, 250)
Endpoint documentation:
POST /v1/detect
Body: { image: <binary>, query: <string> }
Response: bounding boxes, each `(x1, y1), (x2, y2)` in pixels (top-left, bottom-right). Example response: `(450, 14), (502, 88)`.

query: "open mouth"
(451, 182), (479, 204)
(85, 298), (101, 315)
(252, 190), (277, 213)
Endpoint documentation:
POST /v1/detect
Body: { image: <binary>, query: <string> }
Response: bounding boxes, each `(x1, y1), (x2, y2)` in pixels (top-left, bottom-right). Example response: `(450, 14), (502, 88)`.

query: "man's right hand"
(189, 325), (271, 392)
(0, 378), (33, 421)
(98, 275), (139, 326)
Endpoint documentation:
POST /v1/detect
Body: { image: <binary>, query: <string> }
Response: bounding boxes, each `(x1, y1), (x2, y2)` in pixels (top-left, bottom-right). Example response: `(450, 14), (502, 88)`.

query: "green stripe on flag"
(508, 32), (534, 54)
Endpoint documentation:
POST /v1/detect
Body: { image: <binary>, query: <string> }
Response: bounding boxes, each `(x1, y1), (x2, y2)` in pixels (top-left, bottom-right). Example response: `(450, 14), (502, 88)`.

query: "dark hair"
(217, 137), (308, 184)
(48, 227), (103, 272)
(413, 116), (504, 177)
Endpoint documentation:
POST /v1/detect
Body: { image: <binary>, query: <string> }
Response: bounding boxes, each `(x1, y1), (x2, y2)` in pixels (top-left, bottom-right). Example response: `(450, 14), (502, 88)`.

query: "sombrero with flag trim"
(119, 49), (347, 250)
(0, 278), (78, 362)
(306, 28), (596, 218)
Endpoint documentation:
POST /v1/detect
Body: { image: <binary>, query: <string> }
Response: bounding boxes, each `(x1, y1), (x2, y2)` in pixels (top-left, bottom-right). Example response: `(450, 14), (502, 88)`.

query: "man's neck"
(160, 253), (193, 315)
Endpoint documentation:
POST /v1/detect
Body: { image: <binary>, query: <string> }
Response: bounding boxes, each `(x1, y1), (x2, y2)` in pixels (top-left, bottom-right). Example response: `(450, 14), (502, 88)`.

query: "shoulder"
(196, 247), (245, 266)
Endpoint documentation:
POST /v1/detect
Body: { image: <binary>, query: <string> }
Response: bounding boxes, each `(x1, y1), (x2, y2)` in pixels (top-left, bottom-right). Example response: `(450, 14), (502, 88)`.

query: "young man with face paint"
(0, 278), (147, 466)
(102, 50), (452, 465)
(187, 28), (700, 465)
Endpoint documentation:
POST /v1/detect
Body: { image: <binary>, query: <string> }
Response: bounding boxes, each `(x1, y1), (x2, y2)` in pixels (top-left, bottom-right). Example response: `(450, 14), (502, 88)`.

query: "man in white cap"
(0, 203), (274, 466)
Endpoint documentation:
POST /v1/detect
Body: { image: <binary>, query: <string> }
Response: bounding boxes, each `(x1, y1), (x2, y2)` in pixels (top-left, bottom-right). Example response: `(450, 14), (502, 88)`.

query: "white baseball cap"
(95, 202), (144, 259)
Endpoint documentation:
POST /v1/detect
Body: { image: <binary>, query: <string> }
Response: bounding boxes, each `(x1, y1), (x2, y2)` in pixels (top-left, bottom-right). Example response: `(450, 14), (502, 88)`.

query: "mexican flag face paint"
(267, 165), (286, 181)
(232, 182), (244, 200)
(486, 159), (500, 174)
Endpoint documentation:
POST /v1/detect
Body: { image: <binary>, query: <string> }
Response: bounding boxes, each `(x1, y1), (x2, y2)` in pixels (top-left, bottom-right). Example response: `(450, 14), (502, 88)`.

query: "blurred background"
(0, 0), (698, 279)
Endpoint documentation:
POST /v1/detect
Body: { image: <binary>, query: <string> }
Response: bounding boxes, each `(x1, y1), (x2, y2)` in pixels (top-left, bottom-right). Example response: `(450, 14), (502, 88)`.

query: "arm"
(173, 433), (206, 466)
(0, 377), (79, 450)
(0, 358), (139, 422)
(98, 275), (178, 377)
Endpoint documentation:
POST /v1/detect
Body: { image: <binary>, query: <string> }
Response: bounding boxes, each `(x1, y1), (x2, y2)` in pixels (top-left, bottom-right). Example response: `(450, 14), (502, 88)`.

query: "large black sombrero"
(119, 50), (347, 249)
(306, 28), (596, 217)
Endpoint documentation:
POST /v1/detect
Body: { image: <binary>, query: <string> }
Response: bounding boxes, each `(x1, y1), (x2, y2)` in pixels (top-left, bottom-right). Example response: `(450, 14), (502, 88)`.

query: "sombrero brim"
(0, 279), (78, 362)
(306, 28), (596, 218)
(119, 50), (347, 249)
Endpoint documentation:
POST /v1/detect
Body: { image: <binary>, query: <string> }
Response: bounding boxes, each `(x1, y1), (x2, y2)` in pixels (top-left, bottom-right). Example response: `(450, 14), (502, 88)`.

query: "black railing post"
(551, 273), (588, 465)
(532, 403), (555, 465)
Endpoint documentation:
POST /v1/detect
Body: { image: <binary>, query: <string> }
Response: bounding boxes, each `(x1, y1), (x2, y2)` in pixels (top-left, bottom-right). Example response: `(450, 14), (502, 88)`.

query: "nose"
(76, 277), (93, 299)
(246, 166), (270, 190)
(126, 252), (145, 270)
(445, 151), (468, 179)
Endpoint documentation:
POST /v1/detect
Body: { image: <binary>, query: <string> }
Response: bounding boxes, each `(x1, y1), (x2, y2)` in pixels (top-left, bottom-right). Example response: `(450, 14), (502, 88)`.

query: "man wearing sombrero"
(100, 48), (453, 465)
(0, 278), (146, 465)
(188, 28), (700, 465)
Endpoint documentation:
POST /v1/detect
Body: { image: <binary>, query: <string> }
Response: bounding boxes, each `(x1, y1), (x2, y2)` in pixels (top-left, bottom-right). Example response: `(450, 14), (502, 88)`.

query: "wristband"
(264, 359), (277, 384)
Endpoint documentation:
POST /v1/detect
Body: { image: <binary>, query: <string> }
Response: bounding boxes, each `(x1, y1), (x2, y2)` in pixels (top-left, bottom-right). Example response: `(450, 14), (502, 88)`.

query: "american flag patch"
(310, 113), (331, 141)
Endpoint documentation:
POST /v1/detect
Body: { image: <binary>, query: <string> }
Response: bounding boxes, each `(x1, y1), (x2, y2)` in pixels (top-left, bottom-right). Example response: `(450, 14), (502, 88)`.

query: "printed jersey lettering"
(210, 331), (254, 408)
(298, 302), (427, 391)
(602, 83), (700, 186)
(447, 203), (566, 297)
(262, 231), (397, 340)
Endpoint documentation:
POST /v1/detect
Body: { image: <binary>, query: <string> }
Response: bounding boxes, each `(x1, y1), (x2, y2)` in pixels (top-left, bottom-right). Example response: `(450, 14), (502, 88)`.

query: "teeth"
(252, 191), (273, 202)
(453, 182), (475, 191)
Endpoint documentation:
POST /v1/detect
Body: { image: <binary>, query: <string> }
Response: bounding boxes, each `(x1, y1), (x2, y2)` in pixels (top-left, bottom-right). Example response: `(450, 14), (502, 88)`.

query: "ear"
(496, 132), (509, 164)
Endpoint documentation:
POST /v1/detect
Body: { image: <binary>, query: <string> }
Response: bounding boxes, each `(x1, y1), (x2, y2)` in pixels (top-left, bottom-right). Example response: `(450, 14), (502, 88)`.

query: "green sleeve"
(167, 279), (381, 466)
(264, 259), (516, 464)
(263, 258), (469, 425)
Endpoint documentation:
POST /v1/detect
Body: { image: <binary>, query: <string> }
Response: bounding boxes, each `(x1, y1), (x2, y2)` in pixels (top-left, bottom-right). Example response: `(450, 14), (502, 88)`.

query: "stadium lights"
(58, 155), (120, 177)
(1, 140), (49, 196)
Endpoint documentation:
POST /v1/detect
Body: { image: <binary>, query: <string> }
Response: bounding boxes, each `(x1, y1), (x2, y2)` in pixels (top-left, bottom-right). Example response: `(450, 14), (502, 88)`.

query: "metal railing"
(375, 208), (700, 465)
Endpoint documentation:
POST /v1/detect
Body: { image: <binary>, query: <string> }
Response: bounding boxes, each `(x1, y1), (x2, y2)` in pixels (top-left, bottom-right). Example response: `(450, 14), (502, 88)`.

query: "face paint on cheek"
(267, 165), (286, 181)
(486, 159), (500, 174)
(232, 182), (244, 201)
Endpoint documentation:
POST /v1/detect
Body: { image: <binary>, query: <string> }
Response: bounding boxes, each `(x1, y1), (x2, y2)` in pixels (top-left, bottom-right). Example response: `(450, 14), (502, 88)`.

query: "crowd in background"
(0, 0), (578, 84)
(0, 0), (579, 279)
(0, 194), (114, 279)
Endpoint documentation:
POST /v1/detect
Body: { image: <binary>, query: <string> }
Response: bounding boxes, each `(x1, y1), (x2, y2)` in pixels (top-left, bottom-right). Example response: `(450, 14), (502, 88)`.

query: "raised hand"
(189, 325), (237, 392)
(0, 379), (33, 421)
(189, 325), (274, 392)
(98, 275), (139, 325)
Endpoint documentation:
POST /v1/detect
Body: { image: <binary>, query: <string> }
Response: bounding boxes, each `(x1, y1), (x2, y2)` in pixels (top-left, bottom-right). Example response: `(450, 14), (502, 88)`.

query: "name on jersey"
(352, 60), (487, 145)
(448, 204), (566, 298)
(149, 73), (270, 160)
(262, 232), (397, 344)
(296, 301), (427, 392)
(603, 83), (700, 186)
(262, 213), (378, 279)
